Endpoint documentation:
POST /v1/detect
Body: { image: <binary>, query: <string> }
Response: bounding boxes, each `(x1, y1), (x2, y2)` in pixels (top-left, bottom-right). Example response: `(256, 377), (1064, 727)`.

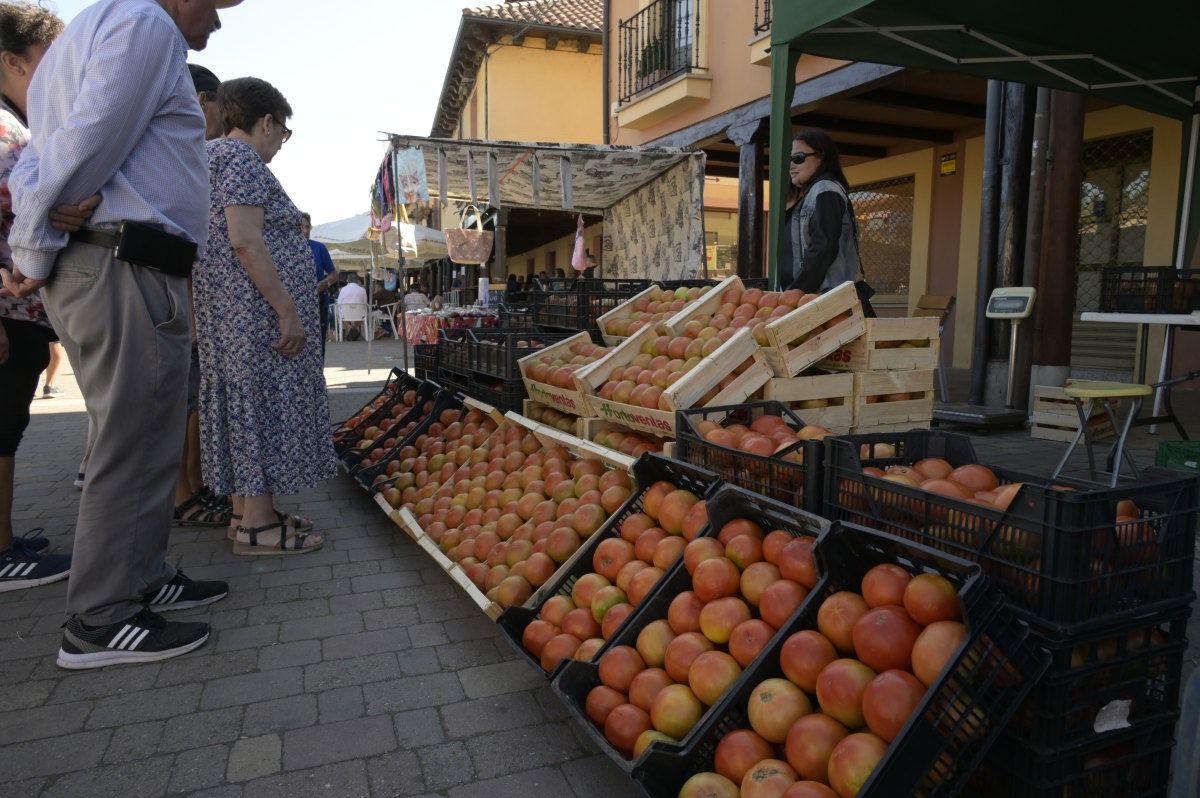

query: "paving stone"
(407, 623), (451, 648)
(227, 734), (281, 783)
(0, 631), (61, 661)
(329, 591), (385, 614)
(279, 612), (365, 643)
(304, 652), (400, 691)
(214, 623), (279, 652)
(265, 584), (301, 603)
(277, 548), (349, 569)
(0, 678), (53, 712)
(444, 765), (574, 798)
(391, 707), (446, 750)
(440, 691), (544, 739)
(317, 686), (364, 724)
(0, 656), (37, 685)
(159, 706), (243, 752)
(259, 566), (333, 589)
(87, 684), (201, 728)
(298, 578), (352, 599)
(381, 584), (457, 607)
(242, 694), (318, 737)
(321, 627), (410, 660)
(417, 741), (474, 791)
(155, 649), (258, 687)
(258, 639), (323, 670)
(533, 687), (570, 722)
(417, 598), (479, 624)
(168, 744), (230, 793)
(366, 748), (425, 796)
(201, 667), (303, 710)
(466, 723), (584, 779)
(103, 719), (165, 764)
(240, 759), (368, 798)
(246, 599), (330, 625)
(40, 753), (173, 798)
(398, 646), (442, 676)
(435, 639), (504, 671)
(332, 562), (379, 578)
(351, 571), (424, 593)
(457, 660), (545, 700)
(442, 615), (500, 642)
(0, 729), (110, 778)
(363, 673), (465, 715)
(282, 714), (396, 771)
(363, 605), (421, 632)
(189, 786), (243, 798)
(561, 754), (642, 798)
(48, 663), (160, 703)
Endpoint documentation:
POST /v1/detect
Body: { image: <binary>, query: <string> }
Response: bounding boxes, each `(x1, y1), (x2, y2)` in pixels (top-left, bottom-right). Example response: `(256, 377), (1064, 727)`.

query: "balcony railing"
(618, 0), (702, 105)
(753, 0), (771, 35)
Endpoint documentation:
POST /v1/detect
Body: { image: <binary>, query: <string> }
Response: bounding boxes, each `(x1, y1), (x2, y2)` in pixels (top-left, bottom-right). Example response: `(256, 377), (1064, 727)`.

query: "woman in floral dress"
(193, 77), (335, 555)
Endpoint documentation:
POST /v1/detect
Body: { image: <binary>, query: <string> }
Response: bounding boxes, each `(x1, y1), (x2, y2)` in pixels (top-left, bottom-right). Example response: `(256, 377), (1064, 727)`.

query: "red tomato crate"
(675, 400), (826, 514)
(820, 430), (1200, 634)
(633, 516), (1048, 798)
(495, 454), (722, 679)
(550, 484), (830, 777)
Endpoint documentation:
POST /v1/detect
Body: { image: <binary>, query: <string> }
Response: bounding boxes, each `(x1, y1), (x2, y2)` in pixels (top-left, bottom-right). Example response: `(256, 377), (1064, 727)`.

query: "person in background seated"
(336, 272), (367, 339)
(404, 282), (430, 312)
(372, 271), (398, 337)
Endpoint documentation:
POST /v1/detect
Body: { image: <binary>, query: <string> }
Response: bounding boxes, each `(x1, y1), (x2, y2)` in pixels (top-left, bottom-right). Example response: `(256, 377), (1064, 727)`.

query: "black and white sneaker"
(0, 539), (70, 593)
(57, 608), (209, 669)
(143, 571), (228, 612)
(73, 472), (85, 489)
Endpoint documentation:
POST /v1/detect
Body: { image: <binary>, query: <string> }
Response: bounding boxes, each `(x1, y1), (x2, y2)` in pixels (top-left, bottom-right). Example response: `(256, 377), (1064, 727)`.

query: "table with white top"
(1079, 311), (1200, 434)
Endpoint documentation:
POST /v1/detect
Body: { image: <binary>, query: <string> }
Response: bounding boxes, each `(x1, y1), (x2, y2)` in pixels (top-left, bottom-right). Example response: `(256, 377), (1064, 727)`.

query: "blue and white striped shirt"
(9, 0), (210, 280)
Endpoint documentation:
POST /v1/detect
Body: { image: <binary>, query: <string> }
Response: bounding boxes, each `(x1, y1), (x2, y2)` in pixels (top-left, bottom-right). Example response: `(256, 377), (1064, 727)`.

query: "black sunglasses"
(791, 151), (821, 165)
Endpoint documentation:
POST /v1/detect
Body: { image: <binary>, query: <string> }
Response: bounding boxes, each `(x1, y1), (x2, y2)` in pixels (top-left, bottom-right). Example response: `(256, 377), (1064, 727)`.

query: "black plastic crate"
(332, 368), (418, 449)
(1006, 606), (1189, 751)
(461, 377), (527, 414)
(495, 454), (722, 678)
(634, 521), (1048, 798)
(675, 401), (824, 514)
(532, 278), (652, 331)
(352, 389), (465, 491)
(821, 430), (1200, 633)
(339, 380), (443, 473)
(437, 366), (470, 396)
(437, 328), (472, 375)
(498, 303), (533, 328)
(969, 716), (1178, 797)
(413, 344), (438, 382)
(1099, 266), (1200, 314)
(551, 484), (830, 775)
(468, 328), (574, 381)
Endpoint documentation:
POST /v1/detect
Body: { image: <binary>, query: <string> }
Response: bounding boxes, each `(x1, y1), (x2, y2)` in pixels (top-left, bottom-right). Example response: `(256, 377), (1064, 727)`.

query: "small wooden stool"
(1050, 380), (1153, 486)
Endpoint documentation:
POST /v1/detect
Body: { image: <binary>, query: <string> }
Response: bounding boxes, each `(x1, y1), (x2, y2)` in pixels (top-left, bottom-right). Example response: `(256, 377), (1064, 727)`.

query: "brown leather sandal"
(232, 521), (323, 556)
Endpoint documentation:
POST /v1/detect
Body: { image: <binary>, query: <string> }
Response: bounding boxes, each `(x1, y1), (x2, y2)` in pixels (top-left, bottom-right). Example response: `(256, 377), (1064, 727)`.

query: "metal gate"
(849, 175), (915, 300)
(1071, 131), (1152, 375)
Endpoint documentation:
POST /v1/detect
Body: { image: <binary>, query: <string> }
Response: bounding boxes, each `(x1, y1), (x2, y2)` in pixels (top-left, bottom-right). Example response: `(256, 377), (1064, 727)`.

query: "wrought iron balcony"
(617, 0), (703, 105)
(754, 0), (772, 35)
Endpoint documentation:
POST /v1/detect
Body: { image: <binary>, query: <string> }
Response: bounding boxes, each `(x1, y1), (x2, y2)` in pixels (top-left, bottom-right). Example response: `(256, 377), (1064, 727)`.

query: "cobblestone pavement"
(3, 347), (1195, 795)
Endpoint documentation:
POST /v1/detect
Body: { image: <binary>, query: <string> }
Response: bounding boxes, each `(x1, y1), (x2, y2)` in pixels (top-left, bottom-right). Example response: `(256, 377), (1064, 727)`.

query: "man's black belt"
(70, 222), (196, 279)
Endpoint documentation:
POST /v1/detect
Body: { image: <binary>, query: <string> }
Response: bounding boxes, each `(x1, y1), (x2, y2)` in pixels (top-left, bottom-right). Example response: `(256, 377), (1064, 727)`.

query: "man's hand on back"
(49, 193), (102, 233)
(0, 266), (46, 299)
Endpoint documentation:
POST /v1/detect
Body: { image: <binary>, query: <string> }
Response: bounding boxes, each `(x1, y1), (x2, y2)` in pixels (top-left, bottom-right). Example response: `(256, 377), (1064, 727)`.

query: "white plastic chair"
(335, 302), (371, 341)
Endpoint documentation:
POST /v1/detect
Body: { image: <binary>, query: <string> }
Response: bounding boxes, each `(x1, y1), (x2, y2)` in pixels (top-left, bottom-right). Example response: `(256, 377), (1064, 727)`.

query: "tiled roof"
(463, 0), (602, 33)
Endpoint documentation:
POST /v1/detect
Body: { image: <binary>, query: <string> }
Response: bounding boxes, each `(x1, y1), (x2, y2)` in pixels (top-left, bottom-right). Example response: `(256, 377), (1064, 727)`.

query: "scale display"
(986, 287), (1036, 320)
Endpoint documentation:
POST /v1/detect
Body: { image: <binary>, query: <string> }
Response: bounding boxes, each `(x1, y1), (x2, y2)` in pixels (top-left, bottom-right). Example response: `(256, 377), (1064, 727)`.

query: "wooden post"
(729, 119), (765, 281)
(968, 81), (1004, 406)
(767, 43), (802, 290)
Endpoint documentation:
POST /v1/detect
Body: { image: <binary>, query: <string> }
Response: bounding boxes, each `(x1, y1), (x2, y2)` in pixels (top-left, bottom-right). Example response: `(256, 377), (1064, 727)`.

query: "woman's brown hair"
(217, 77), (292, 136)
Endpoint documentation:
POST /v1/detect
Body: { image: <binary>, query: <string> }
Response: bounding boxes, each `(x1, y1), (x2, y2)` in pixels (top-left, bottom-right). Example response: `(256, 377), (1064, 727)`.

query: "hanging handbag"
(444, 204), (494, 265)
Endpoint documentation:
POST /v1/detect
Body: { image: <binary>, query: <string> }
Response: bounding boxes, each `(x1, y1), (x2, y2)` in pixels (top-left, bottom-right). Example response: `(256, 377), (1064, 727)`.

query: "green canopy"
(767, 0), (1200, 284)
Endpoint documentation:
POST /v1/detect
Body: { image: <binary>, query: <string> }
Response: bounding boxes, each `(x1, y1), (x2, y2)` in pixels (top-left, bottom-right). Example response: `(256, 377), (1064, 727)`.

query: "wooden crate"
(852, 369), (935, 430)
(575, 416), (671, 460)
(396, 507), (425, 542)
(400, 507), (503, 619)
(575, 324), (767, 438)
(504, 411), (636, 471)
(461, 396), (506, 428)
(1030, 384), (1114, 442)
(445, 562), (504, 621)
(662, 275), (744, 334)
(761, 281), (867, 377)
(517, 331), (597, 417)
(817, 316), (940, 372)
(595, 284), (659, 347)
(761, 371), (855, 433)
(849, 419), (933, 434)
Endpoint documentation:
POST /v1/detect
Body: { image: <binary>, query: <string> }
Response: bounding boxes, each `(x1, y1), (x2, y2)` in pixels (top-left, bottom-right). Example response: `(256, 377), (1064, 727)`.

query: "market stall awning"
(765, 0), (1200, 283)
(771, 0), (1197, 120)
(382, 135), (702, 214)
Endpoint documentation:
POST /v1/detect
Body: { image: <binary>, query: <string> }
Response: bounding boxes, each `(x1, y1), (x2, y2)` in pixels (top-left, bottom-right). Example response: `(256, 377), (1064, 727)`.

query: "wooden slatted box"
(760, 370), (855, 433)
(761, 281), (867, 377)
(817, 316), (940, 372)
(851, 369), (935, 432)
(1030, 383), (1114, 442)
(516, 331), (600, 417)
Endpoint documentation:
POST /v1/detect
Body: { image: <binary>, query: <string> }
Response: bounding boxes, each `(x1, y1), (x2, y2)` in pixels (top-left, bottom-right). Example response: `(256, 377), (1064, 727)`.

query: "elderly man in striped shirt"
(0, 0), (245, 669)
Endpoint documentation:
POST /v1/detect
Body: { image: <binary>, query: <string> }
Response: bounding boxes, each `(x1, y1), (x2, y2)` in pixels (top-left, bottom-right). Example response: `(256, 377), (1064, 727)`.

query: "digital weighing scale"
(932, 287), (1036, 429)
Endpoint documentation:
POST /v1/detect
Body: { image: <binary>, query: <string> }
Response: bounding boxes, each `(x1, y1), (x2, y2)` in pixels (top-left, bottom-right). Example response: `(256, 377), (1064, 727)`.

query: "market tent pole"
(766, 41), (803, 289)
(366, 240), (377, 375)
(390, 150), (411, 376)
(1176, 85), (1199, 269)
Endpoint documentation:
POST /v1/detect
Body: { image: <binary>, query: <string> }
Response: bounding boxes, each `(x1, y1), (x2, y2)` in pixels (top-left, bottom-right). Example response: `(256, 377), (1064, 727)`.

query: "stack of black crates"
(817, 430), (1197, 797)
(436, 326), (572, 413)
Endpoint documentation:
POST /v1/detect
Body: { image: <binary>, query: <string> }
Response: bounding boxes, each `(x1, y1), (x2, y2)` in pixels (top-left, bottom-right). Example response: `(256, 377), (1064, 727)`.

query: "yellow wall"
(844, 148), (935, 311)
(508, 222), (605, 277)
(608, 0), (845, 144)
(463, 36), (603, 144)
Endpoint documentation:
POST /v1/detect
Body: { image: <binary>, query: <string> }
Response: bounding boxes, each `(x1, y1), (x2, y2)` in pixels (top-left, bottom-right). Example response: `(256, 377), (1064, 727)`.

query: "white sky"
(46, 0), (466, 225)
